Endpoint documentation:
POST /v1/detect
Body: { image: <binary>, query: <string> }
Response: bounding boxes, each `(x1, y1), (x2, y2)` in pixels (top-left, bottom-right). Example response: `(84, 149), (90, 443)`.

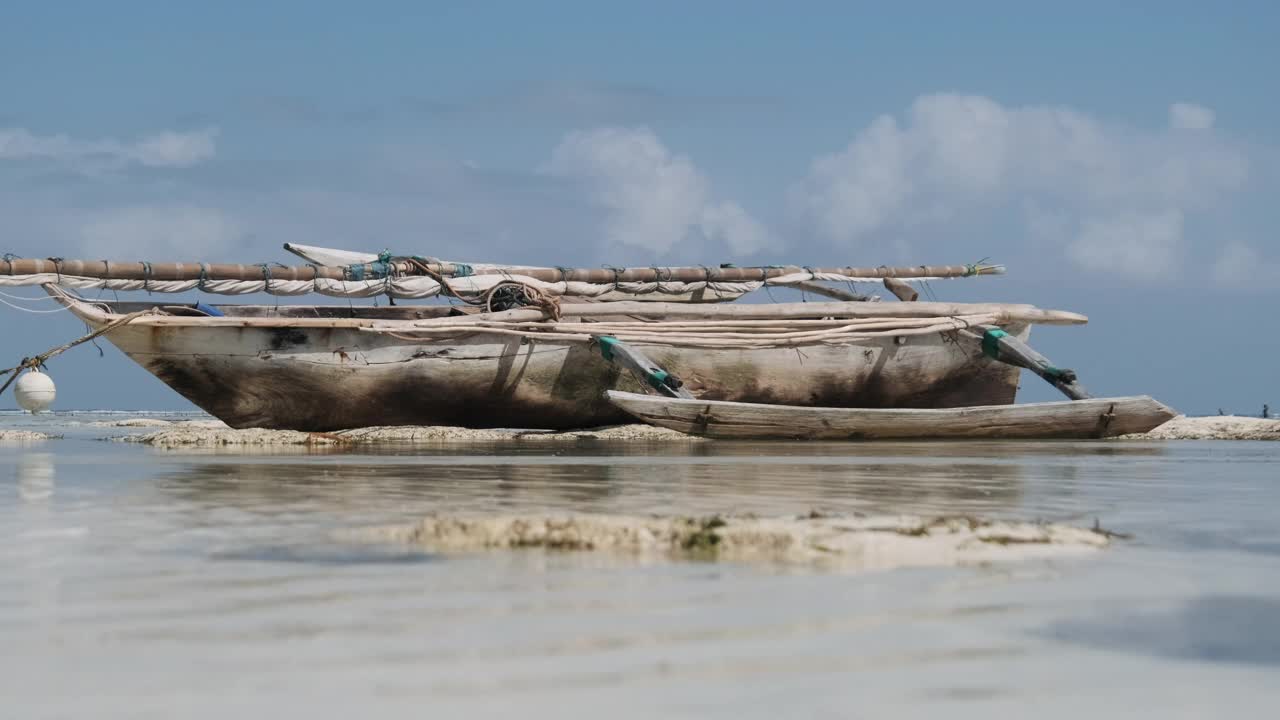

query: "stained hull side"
(96, 322), (1028, 430)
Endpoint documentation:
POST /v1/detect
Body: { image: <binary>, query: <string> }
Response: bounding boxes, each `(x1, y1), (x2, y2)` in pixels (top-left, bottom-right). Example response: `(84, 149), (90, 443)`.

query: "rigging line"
(0, 296), (72, 313)
(0, 289), (60, 302)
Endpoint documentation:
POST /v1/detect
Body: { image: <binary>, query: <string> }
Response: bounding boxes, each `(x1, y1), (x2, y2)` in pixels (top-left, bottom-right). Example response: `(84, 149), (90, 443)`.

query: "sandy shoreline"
(5, 413), (1277, 445)
(1112, 415), (1280, 441)
(0, 430), (56, 443)
(98, 413), (1277, 446)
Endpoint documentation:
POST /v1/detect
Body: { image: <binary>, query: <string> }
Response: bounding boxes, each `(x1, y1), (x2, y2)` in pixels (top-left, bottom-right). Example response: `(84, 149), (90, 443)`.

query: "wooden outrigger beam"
(606, 392), (1176, 440)
(592, 336), (694, 399)
(962, 326), (1091, 400)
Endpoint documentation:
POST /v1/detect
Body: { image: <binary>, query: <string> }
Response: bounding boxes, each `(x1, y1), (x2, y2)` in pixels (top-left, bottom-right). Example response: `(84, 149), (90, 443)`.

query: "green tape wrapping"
(981, 328), (1008, 360)
(596, 335), (619, 361)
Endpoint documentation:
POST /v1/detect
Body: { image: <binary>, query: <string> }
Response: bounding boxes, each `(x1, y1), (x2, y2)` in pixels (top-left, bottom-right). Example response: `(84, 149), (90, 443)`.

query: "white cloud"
(793, 94), (1247, 280)
(699, 201), (770, 255)
(545, 127), (770, 255)
(77, 206), (240, 259)
(1065, 211), (1184, 280)
(0, 126), (217, 170)
(1212, 243), (1280, 288)
(1170, 102), (1215, 130)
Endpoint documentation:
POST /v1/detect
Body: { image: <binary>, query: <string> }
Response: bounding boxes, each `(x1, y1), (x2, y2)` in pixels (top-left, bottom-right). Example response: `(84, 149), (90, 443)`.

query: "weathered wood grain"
(51, 294), (1029, 430)
(423, 300), (1088, 326)
(606, 391), (1177, 440)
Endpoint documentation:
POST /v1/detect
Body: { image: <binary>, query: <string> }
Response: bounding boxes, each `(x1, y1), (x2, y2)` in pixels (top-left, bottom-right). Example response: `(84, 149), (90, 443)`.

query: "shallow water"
(2, 412), (1279, 718)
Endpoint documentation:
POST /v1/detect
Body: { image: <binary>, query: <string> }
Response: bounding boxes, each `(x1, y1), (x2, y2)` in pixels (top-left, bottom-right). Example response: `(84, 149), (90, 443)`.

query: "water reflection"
(15, 453), (54, 503)
(150, 443), (1037, 520)
(1043, 595), (1280, 666)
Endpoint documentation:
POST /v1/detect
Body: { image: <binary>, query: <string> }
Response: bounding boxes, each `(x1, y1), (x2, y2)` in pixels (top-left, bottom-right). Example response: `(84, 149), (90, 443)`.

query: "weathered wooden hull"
(606, 391), (1178, 440)
(60, 299), (1028, 431)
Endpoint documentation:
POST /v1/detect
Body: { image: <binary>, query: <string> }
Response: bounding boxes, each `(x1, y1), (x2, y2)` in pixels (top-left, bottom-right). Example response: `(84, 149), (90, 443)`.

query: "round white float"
(14, 369), (57, 413)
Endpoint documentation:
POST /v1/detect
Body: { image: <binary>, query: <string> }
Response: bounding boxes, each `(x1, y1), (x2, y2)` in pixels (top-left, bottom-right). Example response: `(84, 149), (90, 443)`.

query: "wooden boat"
(605, 391), (1177, 440)
(42, 288), (1082, 431)
(4, 250), (1164, 438)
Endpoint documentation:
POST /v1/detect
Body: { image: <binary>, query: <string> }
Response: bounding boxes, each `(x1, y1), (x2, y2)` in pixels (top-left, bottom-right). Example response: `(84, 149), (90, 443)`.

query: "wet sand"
(1116, 415), (1280, 441)
(0, 429), (53, 443)
(102, 414), (1280, 447)
(363, 513), (1111, 571)
(116, 423), (700, 446)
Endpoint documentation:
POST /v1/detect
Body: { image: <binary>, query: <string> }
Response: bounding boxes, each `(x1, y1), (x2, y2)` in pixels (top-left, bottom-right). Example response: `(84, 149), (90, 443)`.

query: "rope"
(373, 313), (997, 350)
(0, 296), (71, 313)
(481, 282), (562, 320)
(0, 289), (60, 302)
(0, 308), (158, 396)
(258, 263), (273, 294)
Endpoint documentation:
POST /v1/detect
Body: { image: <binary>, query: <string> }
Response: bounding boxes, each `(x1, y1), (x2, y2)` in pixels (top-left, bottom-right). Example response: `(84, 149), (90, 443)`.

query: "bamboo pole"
(0, 256), (1003, 284)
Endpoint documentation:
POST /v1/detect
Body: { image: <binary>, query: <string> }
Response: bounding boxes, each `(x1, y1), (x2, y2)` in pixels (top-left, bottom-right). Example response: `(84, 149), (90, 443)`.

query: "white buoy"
(14, 368), (57, 413)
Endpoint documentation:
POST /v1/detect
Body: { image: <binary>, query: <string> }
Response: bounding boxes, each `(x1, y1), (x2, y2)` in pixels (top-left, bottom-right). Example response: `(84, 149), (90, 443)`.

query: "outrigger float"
(1, 246), (1175, 438)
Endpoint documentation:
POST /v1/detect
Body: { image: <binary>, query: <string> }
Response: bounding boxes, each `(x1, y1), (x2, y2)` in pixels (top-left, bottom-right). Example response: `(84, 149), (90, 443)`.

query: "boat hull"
(70, 313), (1026, 431)
(606, 391), (1178, 440)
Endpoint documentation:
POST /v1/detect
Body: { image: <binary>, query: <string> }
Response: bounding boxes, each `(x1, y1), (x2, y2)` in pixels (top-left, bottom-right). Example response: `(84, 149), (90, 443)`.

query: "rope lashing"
(258, 263), (273, 293)
(305, 263), (322, 293)
(602, 264), (623, 291)
(139, 261), (152, 293)
(371, 250), (393, 280)
(197, 262), (210, 292)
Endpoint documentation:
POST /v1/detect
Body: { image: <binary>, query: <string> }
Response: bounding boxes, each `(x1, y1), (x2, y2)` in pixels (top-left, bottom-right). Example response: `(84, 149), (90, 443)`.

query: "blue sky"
(2, 1), (1277, 414)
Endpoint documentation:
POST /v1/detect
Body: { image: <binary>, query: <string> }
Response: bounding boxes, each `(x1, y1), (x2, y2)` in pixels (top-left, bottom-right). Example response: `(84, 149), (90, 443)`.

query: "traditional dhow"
(2, 249), (1166, 438)
(36, 286), (1084, 431)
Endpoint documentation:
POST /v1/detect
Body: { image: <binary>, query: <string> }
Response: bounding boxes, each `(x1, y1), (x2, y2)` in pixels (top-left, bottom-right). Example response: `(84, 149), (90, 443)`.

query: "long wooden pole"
(961, 326), (1092, 400)
(422, 300), (1088, 326)
(0, 257), (1002, 284)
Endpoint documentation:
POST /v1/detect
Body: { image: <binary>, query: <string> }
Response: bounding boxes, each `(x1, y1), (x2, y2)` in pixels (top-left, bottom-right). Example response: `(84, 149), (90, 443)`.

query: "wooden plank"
(606, 391), (1177, 440)
(959, 326), (1090, 400)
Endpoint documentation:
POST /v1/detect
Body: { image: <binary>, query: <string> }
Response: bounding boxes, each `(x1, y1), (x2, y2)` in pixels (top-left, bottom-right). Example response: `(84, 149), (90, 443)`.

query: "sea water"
(2, 412), (1278, 718)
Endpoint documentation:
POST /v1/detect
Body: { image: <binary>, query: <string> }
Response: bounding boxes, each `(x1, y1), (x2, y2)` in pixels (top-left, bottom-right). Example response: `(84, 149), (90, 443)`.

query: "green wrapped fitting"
(596, 335), (619, 361)
(981, 328), (1008, 360)
(647, 370), (672, 391)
